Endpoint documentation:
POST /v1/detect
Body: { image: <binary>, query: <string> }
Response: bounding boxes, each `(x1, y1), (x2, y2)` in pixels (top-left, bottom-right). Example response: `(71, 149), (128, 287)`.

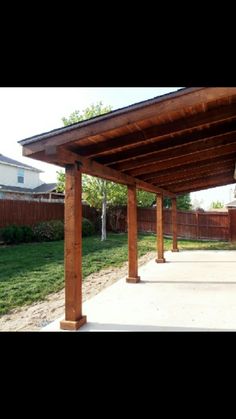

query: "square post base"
(126, 276), (140, 283)
(155, 258), (166, 263)
(60, 315), (87, 330)
(171, 248), (179, 252)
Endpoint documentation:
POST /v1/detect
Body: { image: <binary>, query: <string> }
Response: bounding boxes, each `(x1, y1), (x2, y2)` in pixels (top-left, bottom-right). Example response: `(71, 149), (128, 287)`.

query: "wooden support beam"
(139, 155), (236, 181)
(74, 100), (236, 160)
(97, 118), (236, 165)
(150, 159), (235, 186)
(126, 185), (140, 283)
(156, 194), (165, 263)
(128, 141), (236, 177)
(116, 131), (236, 172)
(158, 167), (234, 188)
(28, 148), (176, 197)
(20, 89), (236, 158)
(171, 173), (235, 194)
(171, 197), (179, 252)
(60, 164), (86, 330)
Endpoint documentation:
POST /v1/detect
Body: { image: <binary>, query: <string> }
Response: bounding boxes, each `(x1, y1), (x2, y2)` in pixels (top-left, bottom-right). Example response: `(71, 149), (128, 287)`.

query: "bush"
(1, 218), (94, 244)
(33, 222), (54, 242)
(1, 225), (33, 244)
(21, 225), (34, 242)
(33, 220), (64, 242)
(82, 218), (95, 236)
(48, 220), (64, 240)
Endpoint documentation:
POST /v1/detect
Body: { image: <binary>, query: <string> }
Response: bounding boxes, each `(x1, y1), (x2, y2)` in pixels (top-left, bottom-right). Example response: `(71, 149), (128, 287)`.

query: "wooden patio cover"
(19, 87), (236, 330)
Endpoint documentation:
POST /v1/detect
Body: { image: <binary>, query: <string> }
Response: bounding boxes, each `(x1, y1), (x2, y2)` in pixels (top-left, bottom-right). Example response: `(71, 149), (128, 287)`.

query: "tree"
(210, 200), (224, 209)
(56, 168), (156, 236)
(56, 170), (66, 193)
(164, 194), (192, 210)
(62, 102), (112, 126)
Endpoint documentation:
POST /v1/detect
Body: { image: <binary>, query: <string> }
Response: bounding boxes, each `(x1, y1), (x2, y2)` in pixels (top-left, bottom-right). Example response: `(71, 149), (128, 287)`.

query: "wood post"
(171, 197), (179, 252)
(60, 164), (87, 330)
(155, 193), (165, 263)
(126, 185), (140, 283)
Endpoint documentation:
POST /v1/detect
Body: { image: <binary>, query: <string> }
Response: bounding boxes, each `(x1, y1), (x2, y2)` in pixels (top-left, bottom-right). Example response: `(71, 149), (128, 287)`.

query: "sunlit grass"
(0, 233), (235, 315)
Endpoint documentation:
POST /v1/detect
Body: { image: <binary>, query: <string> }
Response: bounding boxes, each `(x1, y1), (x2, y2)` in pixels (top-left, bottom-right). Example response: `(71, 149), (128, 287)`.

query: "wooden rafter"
(93, 113), (236, 164)
(112, 132), (236, 172)
(128, 142), (236, 177)
(28, 148), (175, 197)
(153, 162), (235, 187)
(139, 155), (236, 181)
(171, 174), (235, 194)
(71, 105), (236, 159)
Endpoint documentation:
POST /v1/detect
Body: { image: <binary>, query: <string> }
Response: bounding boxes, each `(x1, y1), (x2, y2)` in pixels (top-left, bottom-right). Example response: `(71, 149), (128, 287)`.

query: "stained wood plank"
(157, 166), (234, 187)
(141, 156), (235, 182)
(126, 185), (140, 282)
(21, 88), (236, 156)
(128, 141), (236, 177)
(156, 194), (165, 263)
(60, 164), (86, 330)
(112, 131), (236, 172)
(94, 115), (236, 164)
(172, 174), (235, 194)
(30, 148), (176, 197)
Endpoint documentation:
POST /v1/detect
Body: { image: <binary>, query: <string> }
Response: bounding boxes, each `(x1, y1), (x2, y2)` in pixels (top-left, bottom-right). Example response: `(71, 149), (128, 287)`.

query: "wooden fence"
(0, 199), (233, 241)
(107, 207), (230, 241)
(0, 200), (97, 228)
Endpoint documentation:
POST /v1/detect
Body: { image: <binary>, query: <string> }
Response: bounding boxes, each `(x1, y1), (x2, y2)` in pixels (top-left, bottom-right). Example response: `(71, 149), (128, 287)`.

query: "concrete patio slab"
(42, 250), (236, 331)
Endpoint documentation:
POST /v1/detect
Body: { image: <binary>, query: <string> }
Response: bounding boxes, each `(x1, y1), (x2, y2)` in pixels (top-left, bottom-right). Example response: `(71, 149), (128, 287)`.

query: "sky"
(0, 87), (235, 209)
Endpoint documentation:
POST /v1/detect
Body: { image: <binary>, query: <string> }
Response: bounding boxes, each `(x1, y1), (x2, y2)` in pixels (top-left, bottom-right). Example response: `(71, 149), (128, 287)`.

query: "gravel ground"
(0, 251), (156, 331)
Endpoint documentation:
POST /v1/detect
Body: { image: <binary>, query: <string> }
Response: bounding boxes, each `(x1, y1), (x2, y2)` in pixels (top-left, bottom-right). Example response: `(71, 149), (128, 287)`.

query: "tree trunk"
(101, 180), (107, 241)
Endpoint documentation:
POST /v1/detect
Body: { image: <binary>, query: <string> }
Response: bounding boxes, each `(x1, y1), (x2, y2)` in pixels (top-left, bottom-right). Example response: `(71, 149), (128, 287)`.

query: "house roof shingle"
(0, 183), (58, 194)
(0, 184), (33, 193)
(226, 199), (236, 208)
(0, 154), (42, 172)
(32, 183), (57, 193)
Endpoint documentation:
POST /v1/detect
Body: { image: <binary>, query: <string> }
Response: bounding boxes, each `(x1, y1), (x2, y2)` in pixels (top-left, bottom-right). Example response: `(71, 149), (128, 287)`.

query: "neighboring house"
(0, 153), (63, 201)
(226, 199), (236, 209)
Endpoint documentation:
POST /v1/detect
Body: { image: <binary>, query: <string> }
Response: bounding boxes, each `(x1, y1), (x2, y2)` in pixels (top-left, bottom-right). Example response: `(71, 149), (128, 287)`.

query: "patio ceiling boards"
(19, 87), (236, 195)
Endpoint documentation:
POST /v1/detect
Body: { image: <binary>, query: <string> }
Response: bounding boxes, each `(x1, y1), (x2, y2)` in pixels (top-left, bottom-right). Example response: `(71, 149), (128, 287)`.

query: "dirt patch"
(0, 251), (156, 331)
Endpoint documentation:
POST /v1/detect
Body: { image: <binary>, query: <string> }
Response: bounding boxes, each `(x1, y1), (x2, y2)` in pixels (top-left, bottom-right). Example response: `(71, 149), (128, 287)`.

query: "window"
(17, 168), (24, 184)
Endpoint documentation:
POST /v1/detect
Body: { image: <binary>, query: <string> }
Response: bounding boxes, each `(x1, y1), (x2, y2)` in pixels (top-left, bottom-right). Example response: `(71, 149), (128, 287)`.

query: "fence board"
(0, 200), (98, 228)
(106, 207), (230, 241)
(0, 200), (231, 241)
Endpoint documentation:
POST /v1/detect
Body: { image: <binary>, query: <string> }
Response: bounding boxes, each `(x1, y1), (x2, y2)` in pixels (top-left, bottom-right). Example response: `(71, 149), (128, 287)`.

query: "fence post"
(196, 211), (199, 239)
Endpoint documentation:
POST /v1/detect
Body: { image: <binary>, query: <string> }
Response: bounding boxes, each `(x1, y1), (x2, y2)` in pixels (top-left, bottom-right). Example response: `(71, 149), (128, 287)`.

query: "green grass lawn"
(0, 233), (236, 315)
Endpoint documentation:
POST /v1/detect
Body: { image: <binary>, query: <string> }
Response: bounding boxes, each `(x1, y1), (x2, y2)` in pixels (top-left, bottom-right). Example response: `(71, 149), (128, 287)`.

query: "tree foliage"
(57, 172), (155, 209)
(164, 194), (192, 210)
(56, 170), (66, 193)
(210, 200), (224, 209)
(62, 102), (112, 126)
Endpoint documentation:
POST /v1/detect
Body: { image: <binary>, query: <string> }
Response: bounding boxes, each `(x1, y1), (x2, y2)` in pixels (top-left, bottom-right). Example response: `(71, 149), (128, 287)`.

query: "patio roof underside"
(20, 87), (236, 196)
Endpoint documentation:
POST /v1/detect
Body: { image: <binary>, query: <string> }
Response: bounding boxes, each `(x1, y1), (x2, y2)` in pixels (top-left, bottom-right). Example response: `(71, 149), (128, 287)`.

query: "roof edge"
(0, 159), (42, 172)
(18, 88), (204, 146)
